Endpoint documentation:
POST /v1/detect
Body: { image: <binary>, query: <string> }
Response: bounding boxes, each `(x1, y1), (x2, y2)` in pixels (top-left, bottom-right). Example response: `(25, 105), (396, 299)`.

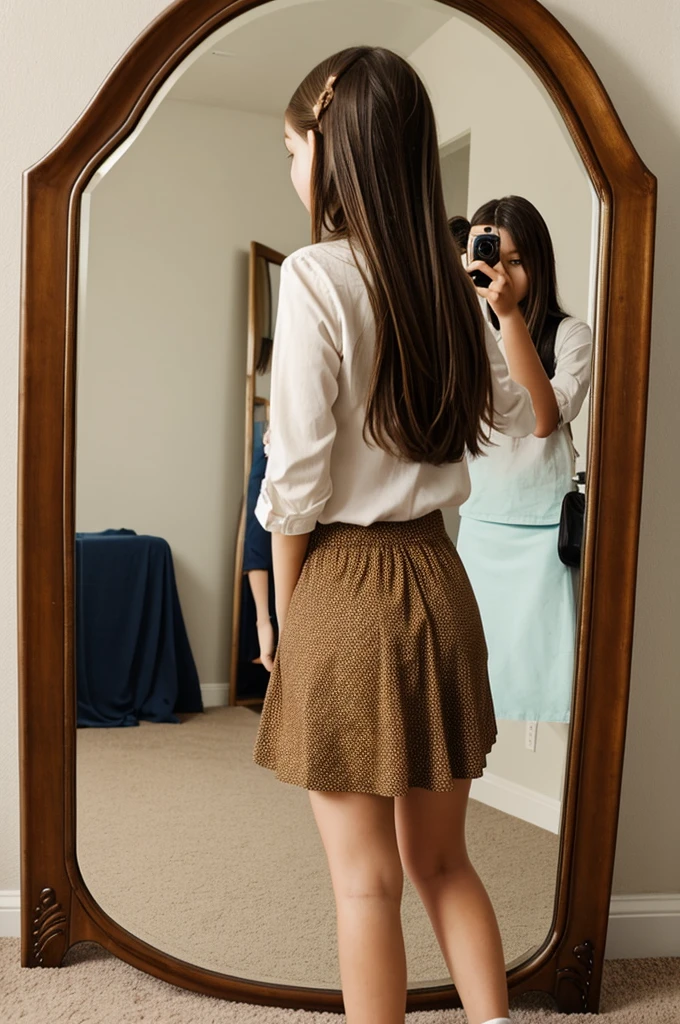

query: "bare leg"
(308, 790), (406, 1024)
(395, 783), (509, 1024)
(246, 569), (274, 666)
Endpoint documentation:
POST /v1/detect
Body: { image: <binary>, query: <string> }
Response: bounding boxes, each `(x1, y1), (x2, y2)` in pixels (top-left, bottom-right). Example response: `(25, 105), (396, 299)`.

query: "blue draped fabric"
(75, 531), (203, 727)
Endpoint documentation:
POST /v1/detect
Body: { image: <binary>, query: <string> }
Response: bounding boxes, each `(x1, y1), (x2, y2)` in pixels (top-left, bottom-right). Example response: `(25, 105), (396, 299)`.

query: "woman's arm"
(272, 533), (310, 638)
(496, 308), (559, 437)
(469, 259), (559, 438)
(551, 319), (593, 426)
(255, 253), (341, 537)
(254, 253), (341, 663)
(246, 569), (276, 671)
(481, 320), (536, 438)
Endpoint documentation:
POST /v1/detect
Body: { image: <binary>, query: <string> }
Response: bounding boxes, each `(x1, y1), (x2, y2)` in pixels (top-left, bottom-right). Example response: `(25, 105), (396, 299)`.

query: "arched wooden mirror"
(19, 0), (655, 1014)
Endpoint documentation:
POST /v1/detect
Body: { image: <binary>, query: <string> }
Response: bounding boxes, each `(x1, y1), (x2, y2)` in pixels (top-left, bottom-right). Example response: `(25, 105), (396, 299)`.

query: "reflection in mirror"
(75, 0), (596, 993)
(230, 247), (284, 704)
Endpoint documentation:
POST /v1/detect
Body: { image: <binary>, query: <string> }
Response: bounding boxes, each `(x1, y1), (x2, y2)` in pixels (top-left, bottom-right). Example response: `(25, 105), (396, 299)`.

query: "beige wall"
(413, 15), (595, 463)
(440, 141), (470, 222)
(76, 99), (309, 703)
(415, 16), (594, 804)
(413, 16), (593, 318)
(1, 0), (678, 901)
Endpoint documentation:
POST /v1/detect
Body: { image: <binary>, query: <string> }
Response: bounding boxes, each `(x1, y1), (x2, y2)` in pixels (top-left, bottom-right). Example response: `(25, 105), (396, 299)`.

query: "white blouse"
(460, 315), (593, 526)
(255, 240), (536, 536)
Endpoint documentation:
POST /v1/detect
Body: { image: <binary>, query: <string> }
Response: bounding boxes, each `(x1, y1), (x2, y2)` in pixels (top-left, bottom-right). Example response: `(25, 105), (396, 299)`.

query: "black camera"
(469, 232), (501, 288)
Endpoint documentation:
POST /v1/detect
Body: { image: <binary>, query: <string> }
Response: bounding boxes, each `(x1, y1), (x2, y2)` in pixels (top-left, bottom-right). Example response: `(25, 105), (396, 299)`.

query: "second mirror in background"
(230, 245), (283, 705)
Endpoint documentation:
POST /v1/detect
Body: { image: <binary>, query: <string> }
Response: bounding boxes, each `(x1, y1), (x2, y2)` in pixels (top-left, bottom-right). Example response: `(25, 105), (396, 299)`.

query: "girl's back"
(252, 46), (549, 1024)
(258, 238), (536, 534)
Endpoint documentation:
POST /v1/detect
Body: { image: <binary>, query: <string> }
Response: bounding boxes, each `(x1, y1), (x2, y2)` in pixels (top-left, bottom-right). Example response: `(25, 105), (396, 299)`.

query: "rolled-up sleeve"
(552, 319), (592, 426)
(484, 322), (536, 437)
(255, 252), (342, 535)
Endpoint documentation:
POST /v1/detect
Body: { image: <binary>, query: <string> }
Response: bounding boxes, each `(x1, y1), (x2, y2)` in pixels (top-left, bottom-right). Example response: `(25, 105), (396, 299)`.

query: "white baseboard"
(606, 894), (680, 959)
(3, 887), (679, 958)
(200, 683), (229, 708)
(0, 891), (20, 938)
(471, 771), (562, 834)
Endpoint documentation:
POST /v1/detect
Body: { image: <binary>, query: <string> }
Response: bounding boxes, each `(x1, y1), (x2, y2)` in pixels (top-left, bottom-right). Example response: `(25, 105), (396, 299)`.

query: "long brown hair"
(471, 196), (568, 378)
(287, 47), (494, 464)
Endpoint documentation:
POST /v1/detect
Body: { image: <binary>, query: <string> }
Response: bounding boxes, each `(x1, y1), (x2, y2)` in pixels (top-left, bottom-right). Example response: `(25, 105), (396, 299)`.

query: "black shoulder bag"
(558, 471), (586, 568)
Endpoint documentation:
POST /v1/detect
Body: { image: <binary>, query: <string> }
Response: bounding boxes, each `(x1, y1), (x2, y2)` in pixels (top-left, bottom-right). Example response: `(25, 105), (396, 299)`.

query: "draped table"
(75, 530), (203, 727)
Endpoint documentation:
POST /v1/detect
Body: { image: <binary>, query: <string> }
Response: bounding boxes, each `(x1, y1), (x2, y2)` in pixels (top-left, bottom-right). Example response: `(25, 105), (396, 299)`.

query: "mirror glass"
(75, 0), (596, 990)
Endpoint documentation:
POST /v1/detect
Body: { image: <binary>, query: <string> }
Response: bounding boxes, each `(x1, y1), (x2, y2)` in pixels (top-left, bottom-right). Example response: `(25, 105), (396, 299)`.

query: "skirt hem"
(252, 753), (492, 797)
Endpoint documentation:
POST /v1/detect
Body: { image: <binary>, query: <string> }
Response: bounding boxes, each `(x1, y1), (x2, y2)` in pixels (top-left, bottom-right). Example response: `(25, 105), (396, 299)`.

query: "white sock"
(480, 1018), (511, 1024)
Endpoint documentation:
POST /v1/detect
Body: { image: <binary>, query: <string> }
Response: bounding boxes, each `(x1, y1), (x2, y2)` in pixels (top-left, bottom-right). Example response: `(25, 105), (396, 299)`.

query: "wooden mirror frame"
(18, 0), (656, 1013)
(229, 241), (284, 707)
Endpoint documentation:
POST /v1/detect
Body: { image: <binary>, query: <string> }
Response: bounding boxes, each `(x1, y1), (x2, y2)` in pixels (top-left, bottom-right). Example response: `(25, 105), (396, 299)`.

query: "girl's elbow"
(533, 414), (560, 438)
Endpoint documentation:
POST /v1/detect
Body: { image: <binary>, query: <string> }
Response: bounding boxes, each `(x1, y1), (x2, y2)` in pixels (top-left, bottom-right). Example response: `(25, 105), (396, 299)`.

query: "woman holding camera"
(459, 195), (592, 724)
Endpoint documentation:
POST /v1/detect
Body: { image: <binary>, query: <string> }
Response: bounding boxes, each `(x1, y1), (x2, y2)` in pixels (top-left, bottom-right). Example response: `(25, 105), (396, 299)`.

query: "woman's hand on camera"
(468, 260), (519, 319)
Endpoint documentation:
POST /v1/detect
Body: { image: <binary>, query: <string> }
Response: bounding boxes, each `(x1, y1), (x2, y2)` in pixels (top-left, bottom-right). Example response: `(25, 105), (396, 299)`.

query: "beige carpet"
(1, 942), (679, 1023)
(75, 707), (558, 989)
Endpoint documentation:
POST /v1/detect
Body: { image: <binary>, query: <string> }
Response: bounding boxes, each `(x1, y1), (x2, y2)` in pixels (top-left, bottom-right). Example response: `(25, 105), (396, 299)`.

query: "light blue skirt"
(456, 518), (577, 723)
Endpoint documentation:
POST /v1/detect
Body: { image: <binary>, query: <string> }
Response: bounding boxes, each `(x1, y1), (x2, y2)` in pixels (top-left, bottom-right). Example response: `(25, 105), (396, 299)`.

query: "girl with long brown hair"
(251, 47), (556, 1024)
(460, 197), (592, 726)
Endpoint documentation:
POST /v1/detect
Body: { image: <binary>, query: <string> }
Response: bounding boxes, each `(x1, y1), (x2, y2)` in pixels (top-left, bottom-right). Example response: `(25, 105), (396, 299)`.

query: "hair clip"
(313, 75), (338, 124)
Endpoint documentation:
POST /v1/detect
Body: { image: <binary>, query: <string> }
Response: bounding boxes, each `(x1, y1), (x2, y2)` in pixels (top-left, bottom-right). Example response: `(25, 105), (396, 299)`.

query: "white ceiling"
(167, 0), (454, 116)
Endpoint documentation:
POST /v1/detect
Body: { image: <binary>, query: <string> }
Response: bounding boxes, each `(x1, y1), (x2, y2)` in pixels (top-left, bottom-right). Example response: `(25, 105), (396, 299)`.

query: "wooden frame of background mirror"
(230, 241), (284, 707)
(18, 0), (656, 1014)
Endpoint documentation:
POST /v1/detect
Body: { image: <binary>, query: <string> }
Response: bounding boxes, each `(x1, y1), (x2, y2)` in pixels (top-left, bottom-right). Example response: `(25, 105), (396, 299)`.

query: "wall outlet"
(525, 720), (538, 751)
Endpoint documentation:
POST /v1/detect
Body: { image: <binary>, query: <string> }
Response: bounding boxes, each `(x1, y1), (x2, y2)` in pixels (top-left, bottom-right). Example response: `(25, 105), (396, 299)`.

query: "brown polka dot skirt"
(253, 510), (496, 796)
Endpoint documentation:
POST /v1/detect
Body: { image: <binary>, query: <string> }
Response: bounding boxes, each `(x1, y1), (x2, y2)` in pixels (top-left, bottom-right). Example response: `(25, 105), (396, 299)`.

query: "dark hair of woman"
(470, 195), (568, 378)
(256, 336), (273, 375)
(255, 259), (274, 375)
(286, 46), (494, 464)
(448, 215), (471, 255)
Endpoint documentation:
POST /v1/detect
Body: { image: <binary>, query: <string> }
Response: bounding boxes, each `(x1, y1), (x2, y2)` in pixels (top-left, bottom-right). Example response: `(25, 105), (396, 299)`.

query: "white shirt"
(255, 240), (536, 535)
(460, 315), (592, 526)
